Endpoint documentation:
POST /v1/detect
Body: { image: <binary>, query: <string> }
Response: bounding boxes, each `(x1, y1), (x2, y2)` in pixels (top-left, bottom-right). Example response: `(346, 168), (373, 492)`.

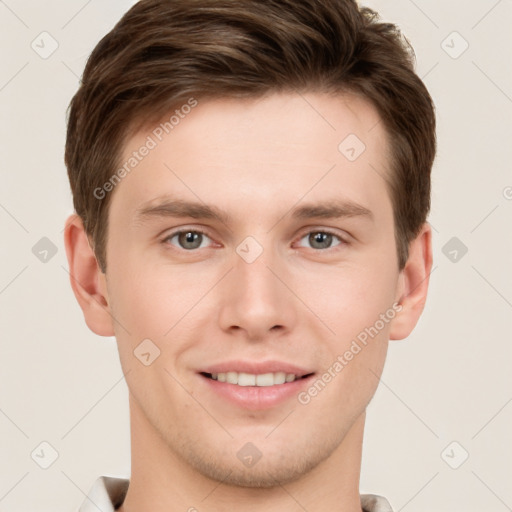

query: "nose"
(216, 244), (298, 342)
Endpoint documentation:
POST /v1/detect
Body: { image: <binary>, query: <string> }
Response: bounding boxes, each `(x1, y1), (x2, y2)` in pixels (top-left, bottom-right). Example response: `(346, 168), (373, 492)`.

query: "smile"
(202, 371), (311, 386)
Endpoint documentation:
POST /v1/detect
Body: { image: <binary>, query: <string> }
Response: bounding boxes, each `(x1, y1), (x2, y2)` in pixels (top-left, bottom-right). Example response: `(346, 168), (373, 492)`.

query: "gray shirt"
(78, 476), (394, 511)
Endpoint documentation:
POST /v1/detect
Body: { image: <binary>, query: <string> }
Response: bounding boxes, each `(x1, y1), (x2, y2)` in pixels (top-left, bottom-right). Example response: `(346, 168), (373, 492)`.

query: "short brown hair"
(65, 0), (436, 272)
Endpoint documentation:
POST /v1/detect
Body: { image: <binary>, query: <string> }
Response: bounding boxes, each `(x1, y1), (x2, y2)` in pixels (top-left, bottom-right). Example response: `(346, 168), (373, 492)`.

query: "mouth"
(197, 362), (316, 410)
(200, 371), (314, 387)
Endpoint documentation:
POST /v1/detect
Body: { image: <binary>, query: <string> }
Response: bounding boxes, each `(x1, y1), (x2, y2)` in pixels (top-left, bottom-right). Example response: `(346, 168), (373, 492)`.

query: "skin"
(65, 92), (432, 512)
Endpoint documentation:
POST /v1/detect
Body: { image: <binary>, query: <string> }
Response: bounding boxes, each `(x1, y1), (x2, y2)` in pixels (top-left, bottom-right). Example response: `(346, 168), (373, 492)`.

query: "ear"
(63, 214), (115, 337)
(389, 223), (433, 340)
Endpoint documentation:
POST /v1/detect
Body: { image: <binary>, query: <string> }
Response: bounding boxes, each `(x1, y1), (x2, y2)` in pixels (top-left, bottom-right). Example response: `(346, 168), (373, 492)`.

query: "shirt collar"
(79, 476), (128, 512)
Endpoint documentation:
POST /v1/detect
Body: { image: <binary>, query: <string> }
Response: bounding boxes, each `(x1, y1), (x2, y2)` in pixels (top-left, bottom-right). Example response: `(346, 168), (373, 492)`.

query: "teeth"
(226, 371), (238, 384)
(238, 372), (256, 386)
(210, 371), (298, 386)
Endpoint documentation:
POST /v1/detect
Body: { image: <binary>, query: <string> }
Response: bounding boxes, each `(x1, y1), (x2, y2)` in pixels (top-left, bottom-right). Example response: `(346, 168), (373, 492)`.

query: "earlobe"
(389, 223), (433, 340)
(63, 214), (115, 337)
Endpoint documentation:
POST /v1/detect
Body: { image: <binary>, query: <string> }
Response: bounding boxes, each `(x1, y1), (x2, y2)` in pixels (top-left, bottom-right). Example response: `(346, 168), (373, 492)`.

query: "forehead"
(109, 91), (392, 225)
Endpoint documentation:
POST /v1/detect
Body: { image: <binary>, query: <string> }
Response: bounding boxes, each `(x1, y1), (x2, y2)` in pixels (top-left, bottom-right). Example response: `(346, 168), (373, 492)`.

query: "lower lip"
(199, 374), (315, 410)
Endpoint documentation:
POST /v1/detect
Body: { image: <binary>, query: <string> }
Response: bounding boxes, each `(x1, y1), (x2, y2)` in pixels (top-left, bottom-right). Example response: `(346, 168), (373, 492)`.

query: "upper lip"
(199, 360), (314, 377)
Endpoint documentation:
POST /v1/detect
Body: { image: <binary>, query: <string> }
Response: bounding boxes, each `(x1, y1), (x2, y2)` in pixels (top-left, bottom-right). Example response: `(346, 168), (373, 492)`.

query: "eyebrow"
(134, 197), (373, 225)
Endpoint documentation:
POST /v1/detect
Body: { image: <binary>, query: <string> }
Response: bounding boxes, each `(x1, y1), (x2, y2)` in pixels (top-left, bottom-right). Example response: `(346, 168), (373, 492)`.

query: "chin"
(180, 435), (338, 488)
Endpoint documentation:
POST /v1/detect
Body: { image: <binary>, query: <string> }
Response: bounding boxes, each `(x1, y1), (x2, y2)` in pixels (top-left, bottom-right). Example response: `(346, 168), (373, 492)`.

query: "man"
(64, 0), (436, 510)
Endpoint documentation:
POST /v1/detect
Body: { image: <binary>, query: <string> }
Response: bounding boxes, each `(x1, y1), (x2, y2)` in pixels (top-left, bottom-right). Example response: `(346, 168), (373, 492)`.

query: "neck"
(118, 394), (365, 512)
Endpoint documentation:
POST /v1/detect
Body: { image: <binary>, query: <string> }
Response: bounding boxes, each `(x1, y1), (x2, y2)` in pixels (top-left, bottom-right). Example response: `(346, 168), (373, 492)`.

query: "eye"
(163, 229), (213, 250)
(162, 228), (346, 252)
(297, 230), (344, 250)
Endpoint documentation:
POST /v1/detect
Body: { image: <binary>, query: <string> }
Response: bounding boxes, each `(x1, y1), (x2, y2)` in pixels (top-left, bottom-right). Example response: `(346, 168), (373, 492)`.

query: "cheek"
(321, 266), (395, 405)
(297, 335), (387, 434)
(295, 260), (398, 342)
(107, 259), (219, 380)
(108, 259), (198, 338)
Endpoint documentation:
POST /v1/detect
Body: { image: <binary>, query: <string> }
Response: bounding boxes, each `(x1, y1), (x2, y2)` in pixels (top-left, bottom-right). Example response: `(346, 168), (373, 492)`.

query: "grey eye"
(167, 230), (211, 250)
(298, 231), (342, 250)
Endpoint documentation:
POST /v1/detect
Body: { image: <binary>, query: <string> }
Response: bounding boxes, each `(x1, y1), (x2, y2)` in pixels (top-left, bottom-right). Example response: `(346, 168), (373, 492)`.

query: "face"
(98, 92), (404, 486)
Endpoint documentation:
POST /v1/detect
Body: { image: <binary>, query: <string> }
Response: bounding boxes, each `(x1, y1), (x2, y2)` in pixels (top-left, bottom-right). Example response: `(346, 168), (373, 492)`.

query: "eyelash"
(161, 227), (348, 252)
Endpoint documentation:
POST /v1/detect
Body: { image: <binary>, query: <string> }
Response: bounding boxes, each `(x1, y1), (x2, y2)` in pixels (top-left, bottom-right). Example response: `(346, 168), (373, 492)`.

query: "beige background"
(1, 1), (511, 510)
